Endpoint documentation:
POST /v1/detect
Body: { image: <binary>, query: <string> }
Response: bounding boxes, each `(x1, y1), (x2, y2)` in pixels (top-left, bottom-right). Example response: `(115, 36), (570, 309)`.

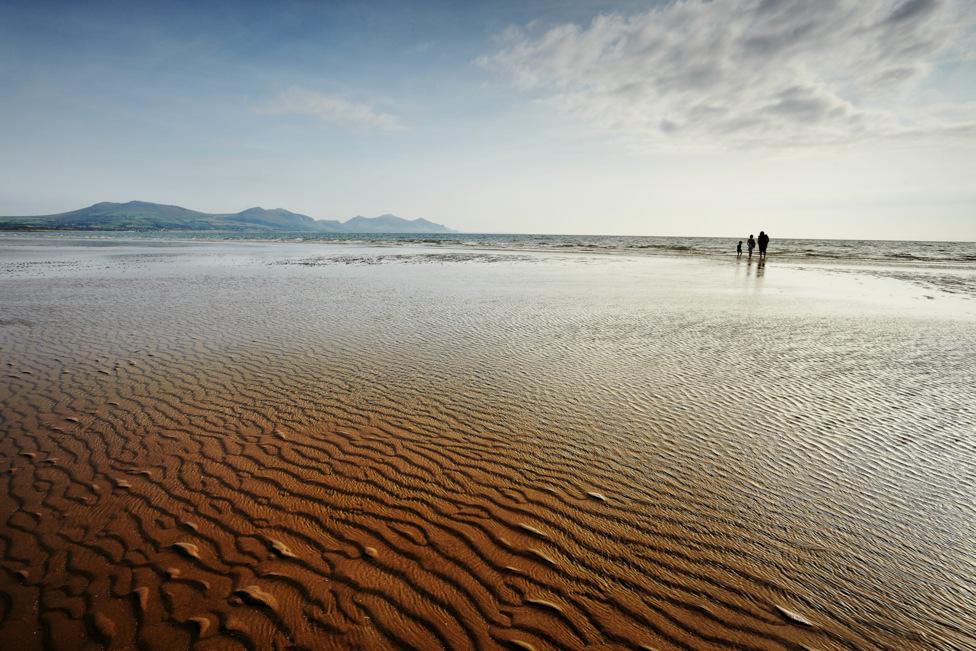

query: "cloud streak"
(479, 0), (975, 147)
(257, 87), (403, 132)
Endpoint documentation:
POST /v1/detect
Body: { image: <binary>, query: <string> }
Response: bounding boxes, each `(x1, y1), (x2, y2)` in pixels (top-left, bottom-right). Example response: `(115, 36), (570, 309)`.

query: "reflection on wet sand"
(756, 257), (766, 278)
(736, 255), (767, 281)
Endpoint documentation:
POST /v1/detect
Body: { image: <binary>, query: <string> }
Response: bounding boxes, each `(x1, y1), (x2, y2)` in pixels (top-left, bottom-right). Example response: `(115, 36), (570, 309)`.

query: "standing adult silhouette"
(758, 231), (769, 258)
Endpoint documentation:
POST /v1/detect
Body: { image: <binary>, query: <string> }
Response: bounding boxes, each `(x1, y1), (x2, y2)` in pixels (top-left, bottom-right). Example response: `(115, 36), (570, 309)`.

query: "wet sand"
(1, 239), (974, 650)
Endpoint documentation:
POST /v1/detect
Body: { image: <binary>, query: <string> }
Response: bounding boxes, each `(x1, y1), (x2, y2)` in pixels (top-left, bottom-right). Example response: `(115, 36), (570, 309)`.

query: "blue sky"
(1, 0), (974, 238)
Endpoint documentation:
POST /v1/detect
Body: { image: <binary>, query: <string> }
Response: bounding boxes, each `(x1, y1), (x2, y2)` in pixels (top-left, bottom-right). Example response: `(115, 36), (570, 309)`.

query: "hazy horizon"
(2, 0), (975, 240)
(5, 198), (976, 242)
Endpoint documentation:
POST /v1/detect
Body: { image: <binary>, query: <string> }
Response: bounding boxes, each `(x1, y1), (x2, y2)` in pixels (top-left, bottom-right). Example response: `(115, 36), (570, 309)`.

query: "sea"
(2, 231), (975, 265)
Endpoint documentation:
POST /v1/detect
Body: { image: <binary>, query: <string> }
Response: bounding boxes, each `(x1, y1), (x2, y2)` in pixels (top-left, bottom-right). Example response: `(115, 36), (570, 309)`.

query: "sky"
(1, 0), (974, 239)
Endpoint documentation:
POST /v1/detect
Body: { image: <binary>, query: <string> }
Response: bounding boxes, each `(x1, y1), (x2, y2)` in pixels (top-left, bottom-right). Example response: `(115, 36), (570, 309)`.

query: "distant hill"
(0, 201), (456, 233)
(343, 214), (453, 234)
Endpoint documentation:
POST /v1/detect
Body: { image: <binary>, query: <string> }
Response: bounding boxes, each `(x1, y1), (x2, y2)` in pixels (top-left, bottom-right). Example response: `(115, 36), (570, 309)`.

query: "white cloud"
(257, 87), (403, 132)
(479, 0), (976, 147)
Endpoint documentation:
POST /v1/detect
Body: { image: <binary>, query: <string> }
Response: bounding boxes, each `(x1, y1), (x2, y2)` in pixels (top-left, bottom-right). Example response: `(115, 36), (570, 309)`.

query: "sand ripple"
(1, 247), (974, 650)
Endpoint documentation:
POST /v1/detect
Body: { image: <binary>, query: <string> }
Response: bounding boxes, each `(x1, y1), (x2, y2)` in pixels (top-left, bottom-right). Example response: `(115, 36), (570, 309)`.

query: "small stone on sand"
(517, 523), (547, 538)
(92, 612), (117, 640)
(133, 586), (150, 613)
(526, 598), (564, 613)
(270, 539), (297, 558)
(775, 605), (813, 627)
(528, 547), (557, 566)
(172, 542), (201, 560)
(234, 585), (279, 611)
(189, 615), (211, 638)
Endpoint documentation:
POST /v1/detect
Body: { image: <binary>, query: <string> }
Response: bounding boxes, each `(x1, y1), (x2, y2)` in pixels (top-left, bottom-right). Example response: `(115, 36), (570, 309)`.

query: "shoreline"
(3, 235), (975, 307)
(1, 230), (975, 270)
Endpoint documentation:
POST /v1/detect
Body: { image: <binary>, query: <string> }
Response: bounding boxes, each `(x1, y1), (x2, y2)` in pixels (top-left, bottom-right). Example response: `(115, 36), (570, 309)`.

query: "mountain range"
(0, 201), (456, 233)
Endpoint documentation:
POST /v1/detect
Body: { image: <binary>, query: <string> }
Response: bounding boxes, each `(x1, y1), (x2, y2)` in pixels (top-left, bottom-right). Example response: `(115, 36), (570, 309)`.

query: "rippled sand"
(1, 240), (974, 650)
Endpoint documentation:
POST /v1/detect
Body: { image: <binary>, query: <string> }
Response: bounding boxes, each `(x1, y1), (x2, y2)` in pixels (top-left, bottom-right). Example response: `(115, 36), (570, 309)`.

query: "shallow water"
(1, 242), (974, 649)
(4, 230), (975, 265)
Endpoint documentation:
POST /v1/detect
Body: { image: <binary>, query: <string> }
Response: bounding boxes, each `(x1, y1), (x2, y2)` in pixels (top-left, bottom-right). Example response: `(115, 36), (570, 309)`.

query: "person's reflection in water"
(756, 257), (766, 278)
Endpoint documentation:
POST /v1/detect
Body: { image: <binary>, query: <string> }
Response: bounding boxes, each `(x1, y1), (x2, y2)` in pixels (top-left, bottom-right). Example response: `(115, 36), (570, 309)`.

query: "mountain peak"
(0, 201), (457, 233)
(342, 213), (454, 233)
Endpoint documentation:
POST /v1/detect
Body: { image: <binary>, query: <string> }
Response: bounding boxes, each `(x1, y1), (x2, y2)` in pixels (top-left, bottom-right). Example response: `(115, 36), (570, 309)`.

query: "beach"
(1, 237), (974, 650)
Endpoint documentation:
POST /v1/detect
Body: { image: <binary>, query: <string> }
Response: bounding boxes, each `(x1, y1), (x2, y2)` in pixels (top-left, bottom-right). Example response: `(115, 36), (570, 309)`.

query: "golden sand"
(1, 240), (974, 649)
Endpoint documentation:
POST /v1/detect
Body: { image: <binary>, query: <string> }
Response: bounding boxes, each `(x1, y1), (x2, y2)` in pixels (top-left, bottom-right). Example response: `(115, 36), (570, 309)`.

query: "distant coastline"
(0, 200), (456, 234)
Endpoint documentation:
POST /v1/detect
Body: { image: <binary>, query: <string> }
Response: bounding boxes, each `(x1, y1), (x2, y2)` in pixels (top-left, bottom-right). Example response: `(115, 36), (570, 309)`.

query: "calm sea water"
(2, 231), (975, 265)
